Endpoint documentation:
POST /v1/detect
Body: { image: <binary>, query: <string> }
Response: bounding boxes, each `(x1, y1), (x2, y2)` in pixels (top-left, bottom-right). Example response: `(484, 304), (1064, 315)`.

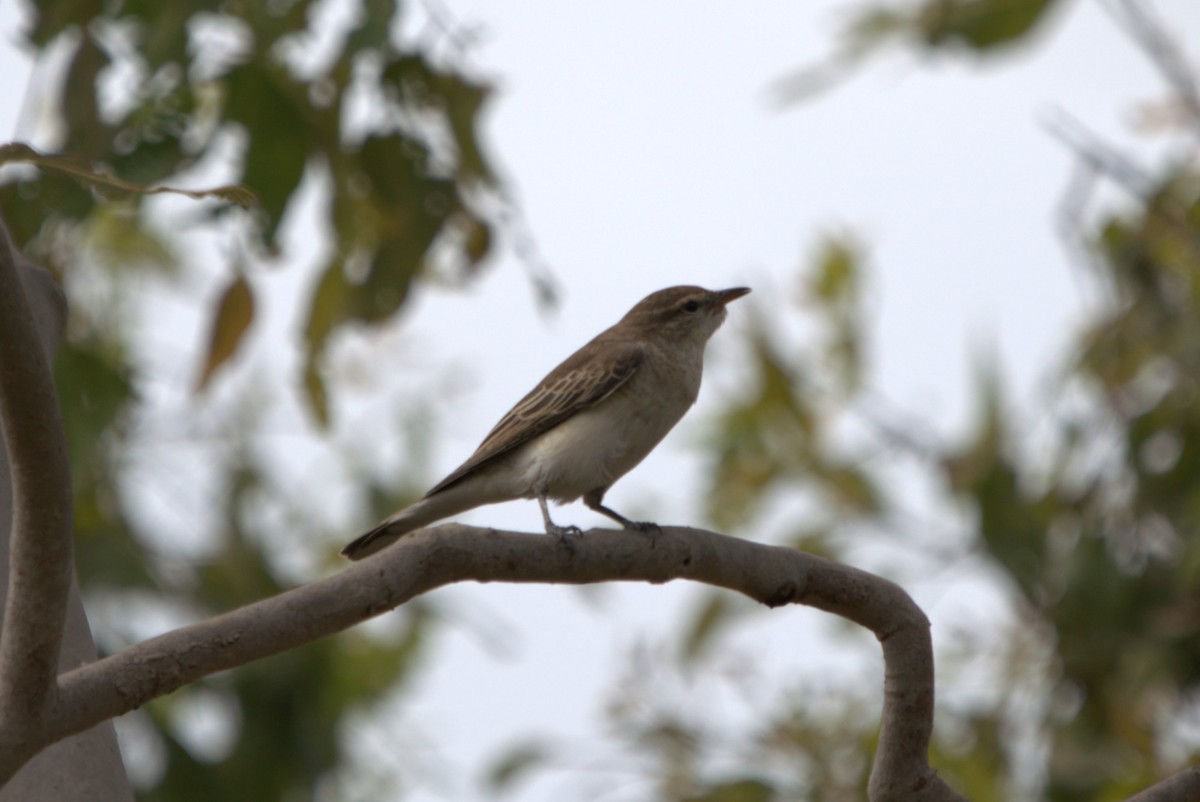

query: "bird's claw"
(546, 523), (583, 553)
(626, 520), (662, 545)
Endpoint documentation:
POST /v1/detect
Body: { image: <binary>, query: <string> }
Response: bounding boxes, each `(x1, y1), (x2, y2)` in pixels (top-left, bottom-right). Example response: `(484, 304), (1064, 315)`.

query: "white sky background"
(3, 0), (1200, 800)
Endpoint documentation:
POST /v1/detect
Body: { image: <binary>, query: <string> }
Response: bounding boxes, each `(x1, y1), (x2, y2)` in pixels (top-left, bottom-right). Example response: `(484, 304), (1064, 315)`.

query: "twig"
(1042, 109), (1155, 197)
(1043, 109), (1200, 259)
(1103, 0), (1200, 127)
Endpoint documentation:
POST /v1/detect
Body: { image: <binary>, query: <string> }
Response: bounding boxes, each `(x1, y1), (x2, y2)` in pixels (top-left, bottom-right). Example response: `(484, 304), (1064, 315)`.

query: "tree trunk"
(0, 258), (133, 802)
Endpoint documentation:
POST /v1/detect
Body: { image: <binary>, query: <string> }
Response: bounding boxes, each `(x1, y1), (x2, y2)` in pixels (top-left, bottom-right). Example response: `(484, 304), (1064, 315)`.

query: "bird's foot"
(625, 520), (662, 544)
(546, 522), (583, 538)
(546, 523), (584, 553)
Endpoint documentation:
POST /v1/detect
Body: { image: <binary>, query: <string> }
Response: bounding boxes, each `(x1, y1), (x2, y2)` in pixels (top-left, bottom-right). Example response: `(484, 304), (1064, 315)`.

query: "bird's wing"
(425, 339), (646, 496)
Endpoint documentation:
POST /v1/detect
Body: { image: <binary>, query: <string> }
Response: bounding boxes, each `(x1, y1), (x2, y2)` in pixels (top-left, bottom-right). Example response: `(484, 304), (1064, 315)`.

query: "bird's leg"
(538, 494), (582, 545)
(583, 490), (661, 539)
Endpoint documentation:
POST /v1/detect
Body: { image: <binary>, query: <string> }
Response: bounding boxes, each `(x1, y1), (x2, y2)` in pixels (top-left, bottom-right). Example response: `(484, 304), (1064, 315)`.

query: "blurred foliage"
(8, 0), (495, 798)
(11, 0), (498, 423)
(705, 234), (881, 534)
(130, 465), (432, 802)
(774, 0), (1065, 102)
(8, 0), (1200, 800)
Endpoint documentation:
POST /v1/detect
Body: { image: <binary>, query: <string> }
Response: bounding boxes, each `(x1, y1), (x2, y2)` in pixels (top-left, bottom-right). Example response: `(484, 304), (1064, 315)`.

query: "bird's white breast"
(510, 341), (705, 503)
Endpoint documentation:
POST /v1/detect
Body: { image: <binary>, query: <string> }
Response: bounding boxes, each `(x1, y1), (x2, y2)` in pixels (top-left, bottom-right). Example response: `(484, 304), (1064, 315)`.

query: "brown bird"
(341, 285), (750, 560)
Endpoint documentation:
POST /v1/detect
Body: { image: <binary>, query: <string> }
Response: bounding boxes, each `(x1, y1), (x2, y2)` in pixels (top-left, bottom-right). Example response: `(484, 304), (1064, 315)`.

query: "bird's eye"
(682, 300), (700, 313)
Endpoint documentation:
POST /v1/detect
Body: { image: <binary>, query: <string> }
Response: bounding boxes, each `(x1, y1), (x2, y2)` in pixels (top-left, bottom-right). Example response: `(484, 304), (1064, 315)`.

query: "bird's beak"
(714, 287), (751, 307)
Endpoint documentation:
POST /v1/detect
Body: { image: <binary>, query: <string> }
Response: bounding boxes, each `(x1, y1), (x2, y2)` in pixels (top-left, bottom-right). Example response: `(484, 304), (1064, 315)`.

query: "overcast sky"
(3, 1), (1199, 799)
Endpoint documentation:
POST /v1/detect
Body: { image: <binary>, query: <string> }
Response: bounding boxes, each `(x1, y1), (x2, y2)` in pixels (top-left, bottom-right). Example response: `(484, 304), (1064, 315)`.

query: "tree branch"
(0, 215), (74, 765)
(1127, 766), (1200, 802)
(17, 524), (962, 801)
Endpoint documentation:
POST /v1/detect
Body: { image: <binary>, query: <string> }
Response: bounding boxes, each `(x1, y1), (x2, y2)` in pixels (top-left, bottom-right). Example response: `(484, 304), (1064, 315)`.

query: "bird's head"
(620, 285), (751, 344)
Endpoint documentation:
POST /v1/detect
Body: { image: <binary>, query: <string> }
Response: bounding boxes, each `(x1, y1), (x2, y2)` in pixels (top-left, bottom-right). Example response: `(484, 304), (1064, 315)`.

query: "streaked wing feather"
(426, 341), (645, 495)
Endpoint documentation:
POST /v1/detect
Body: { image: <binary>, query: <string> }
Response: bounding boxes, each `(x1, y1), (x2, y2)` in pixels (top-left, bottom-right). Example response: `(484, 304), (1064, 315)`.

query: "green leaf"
(440, 74), (495, 184)
(380, 53), (496, 184)
(26, 0), (103, 46)
(115, 0), (202, 71)
(303, 258), (353, 356)
(485, 742), (549, 792)
(918, 0), (1059, 50)
(807, 235), (859, 305)
(705, 330), (817, 528)
(53, 339), (136, 498)
(684, 778), (777, 802)
(460, 213), (493, 270)
(304, 359), (330, 428)
(61, 30), (111, 159)
(333, 603), (433, 699)
(353, 230), (427, 322)
(681, 592), (734, 664)
(805, 233), (865, 392)
(223, 60), (318, 245)
(357, 131), (431, 207)
(344, 0), (399, 55)
(81, 202), (178, 275)
(818, 464), (881, 514)
(195, 273), (256, 392)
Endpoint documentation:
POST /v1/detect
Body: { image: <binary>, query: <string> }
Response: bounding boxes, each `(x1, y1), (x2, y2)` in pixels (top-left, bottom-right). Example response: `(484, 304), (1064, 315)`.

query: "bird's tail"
(340, 500), (435, 560)
(340, 482), (505, 560)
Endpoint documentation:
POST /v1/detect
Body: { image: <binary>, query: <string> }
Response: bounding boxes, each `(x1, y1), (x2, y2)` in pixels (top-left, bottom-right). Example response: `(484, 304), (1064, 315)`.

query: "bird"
(340, 284), (751, 560)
